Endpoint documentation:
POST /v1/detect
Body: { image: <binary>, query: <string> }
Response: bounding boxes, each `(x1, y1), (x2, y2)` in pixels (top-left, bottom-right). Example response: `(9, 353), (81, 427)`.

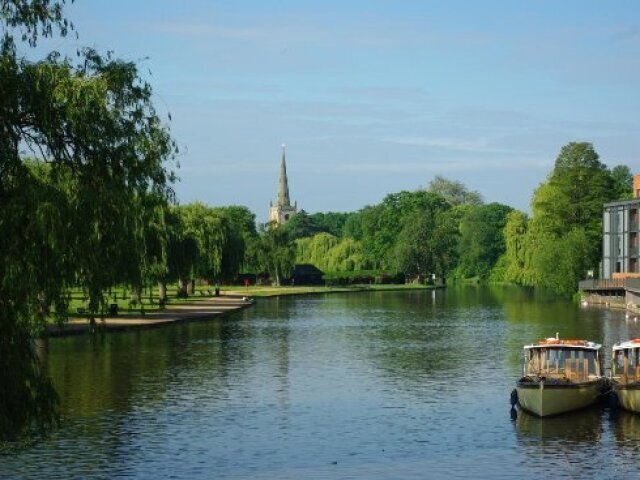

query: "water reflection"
(5, 287), (640, 478)
(515, 408), (603, 446)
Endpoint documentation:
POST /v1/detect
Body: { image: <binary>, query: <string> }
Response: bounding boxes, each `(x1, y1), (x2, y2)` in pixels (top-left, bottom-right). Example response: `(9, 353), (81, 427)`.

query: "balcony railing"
(579, 278), (640, 291)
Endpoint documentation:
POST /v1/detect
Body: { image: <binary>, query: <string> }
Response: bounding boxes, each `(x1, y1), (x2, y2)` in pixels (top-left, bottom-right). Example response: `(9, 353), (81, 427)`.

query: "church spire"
(269, 144), (298, 225)
(278, 144), (291, 207)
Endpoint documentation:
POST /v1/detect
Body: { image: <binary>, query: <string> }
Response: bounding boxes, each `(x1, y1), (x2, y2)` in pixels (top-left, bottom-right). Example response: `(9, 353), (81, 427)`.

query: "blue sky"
(29, 0), (640, 219)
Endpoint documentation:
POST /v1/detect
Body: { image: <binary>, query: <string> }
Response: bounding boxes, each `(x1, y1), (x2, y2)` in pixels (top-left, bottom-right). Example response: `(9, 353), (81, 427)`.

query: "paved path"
(46, 296), (253, 337)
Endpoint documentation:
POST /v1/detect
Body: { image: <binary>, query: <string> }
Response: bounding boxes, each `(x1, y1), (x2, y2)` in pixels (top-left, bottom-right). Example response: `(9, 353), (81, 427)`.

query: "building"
(602, 174), (640, 279)
(268, 145), (298, 225)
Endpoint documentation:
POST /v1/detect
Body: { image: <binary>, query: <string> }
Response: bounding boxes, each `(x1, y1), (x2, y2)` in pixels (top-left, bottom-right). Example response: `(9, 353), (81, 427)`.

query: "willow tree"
(259, 223), (296, 286)
(0, 0), (176, 439)
(172, 203), (246, 291)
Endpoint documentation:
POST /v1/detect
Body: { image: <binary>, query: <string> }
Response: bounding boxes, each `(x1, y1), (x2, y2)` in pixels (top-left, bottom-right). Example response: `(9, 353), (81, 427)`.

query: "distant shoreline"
(44, 284), (442, 338)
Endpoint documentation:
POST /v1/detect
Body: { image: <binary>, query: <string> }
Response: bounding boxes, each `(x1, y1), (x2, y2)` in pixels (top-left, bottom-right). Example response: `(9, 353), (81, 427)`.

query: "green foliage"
(285, 210), (356, 240)
(501, 210), (529, 284)
(358, 190), (450, 268)
(283, 209), (323, 239)
(0, 1), (176, 438)
(171, 203), (244, 283)
(530, 228), (593, 297)
(393, 211), (436, 277)
(541, 142), (613, 242)
(258, 223), (296, 285)
(457, 203), (512, 279)
(0, 0), (72, 48)
(611, 165), (633, 200)
(500, 142), (629, 296)
(426, 175), (484, 206)
(296, 233), (368, 272)
(308, 211), (353, 237)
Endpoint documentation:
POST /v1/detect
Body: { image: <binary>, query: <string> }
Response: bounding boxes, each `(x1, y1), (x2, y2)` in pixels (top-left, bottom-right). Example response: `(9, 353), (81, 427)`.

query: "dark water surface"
(2, 286), (640, 479)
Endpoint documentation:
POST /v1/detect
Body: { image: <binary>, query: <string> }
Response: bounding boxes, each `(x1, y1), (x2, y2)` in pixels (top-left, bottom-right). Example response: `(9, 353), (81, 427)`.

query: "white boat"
(612, 339), (640, 413)
(516, 336), (603, 417)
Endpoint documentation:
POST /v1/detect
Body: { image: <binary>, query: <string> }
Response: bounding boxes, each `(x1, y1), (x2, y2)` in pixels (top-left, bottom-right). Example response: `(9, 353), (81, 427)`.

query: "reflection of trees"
(3, 313), (254, 461)
(499, 285), (607, 372)
(347, 289), (468, 392)
(515, 408), (602, 447)
(0, 334), (58, 442)
(46, 315), (254, 419)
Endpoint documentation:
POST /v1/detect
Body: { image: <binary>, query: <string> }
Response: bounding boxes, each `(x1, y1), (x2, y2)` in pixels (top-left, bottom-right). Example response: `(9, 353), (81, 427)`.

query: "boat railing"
(564, 359), (590, 383)
(612, 366), (640, 384)
(526, 358), (591, 382)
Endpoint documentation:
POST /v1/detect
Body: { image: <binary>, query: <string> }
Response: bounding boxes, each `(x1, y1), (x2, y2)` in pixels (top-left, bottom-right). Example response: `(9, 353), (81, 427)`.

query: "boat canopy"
(523, 343), (601, 379)
(613, 339), (640, 351)
(524, 338), (601, 350)
(612, 342), (640, 381)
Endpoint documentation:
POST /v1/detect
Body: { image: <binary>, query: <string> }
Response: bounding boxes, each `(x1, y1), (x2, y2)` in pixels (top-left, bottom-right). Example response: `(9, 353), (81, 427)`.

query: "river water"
(2, 286), (640, 479)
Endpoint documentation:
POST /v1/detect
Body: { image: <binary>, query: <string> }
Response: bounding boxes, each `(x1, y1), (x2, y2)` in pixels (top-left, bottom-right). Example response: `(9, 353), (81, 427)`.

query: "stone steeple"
(269, 144), (298, 225)
(278, 145), (291, 207)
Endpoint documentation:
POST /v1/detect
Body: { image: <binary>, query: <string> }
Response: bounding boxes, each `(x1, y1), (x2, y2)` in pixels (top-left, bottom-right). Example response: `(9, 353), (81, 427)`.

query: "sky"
(26, 0), (640, 220)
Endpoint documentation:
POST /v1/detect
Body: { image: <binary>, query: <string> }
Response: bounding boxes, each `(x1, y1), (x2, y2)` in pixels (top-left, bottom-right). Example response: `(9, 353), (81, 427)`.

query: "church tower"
(269, 145), (298, 225)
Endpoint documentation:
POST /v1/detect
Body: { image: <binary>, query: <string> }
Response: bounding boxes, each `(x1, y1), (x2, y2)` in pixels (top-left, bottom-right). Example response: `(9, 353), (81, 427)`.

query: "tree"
(283, 210), (322, 239)
(500, 142), (625, 295)
(0, 0), (176, 438)
(295, 233), (368, 272)
(308, 211), (353, 237)
(393, 211), (436, 278)
(358, 190), (450, 269)
(426, 175), (483, 207)
(212, 206), (257, 280)
(501, 210), (529, 284)
(457, 203), (512, 278)
(611, 165), (633, 200)
(259, 223), (296, 286)
(529, 142), (614, 282)
(530, 228), (592, 297)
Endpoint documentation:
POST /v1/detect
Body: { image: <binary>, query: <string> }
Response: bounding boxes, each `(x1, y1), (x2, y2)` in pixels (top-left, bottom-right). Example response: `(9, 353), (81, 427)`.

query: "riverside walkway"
(46, 296), (253, 337)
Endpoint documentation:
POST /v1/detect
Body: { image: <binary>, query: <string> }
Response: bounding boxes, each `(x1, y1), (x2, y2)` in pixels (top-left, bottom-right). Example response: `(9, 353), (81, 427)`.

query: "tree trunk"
(38, 292), (50, 319)
(187, 279), (194, 295)
(158, 281), (167, 302)
(131, 283), (142, 304)
(178, 278), (188, 297)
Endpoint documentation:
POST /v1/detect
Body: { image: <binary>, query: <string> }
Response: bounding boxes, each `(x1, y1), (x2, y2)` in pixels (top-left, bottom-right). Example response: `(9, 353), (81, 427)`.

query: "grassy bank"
(56, 283), (441, 322)
(224, 283), (440, 297)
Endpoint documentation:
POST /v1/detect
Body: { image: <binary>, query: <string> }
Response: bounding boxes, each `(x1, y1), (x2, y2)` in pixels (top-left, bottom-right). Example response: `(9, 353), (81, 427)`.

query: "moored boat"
(516, 336), (603, 417)
(612, 340), (640, 413)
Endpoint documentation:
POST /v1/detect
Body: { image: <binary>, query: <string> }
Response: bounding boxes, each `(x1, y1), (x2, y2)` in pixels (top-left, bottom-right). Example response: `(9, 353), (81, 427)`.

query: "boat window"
(526, 347), (599, 378)
(614, 350), (626, 375)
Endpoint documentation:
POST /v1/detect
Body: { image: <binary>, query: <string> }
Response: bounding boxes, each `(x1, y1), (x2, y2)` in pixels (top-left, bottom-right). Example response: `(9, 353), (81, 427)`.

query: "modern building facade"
(602, 174), (640, 279)
(268, 145), (297, 225)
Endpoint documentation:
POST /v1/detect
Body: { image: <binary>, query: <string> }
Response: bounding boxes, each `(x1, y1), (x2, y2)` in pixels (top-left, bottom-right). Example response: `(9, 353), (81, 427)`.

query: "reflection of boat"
(516, 336), (603, 417)
(612, 340), (640, 413)
(515, 405), (602, 444)
(614, 409), (640, 446)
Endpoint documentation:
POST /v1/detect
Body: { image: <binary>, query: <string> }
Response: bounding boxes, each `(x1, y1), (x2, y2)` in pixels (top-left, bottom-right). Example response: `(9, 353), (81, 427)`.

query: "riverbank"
(223, 283), (441, 297)
(45, 296), (254, 337)
(45, 283), (441, 337)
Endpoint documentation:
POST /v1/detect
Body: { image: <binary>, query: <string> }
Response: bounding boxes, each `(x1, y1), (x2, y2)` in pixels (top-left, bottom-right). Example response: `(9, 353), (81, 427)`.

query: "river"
(2, 286), (640, 479)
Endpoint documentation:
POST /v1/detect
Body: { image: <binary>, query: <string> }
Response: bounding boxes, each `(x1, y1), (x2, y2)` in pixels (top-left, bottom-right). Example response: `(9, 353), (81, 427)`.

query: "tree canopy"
(0, 0), (177, 439)
(426, 175), (483, 207)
